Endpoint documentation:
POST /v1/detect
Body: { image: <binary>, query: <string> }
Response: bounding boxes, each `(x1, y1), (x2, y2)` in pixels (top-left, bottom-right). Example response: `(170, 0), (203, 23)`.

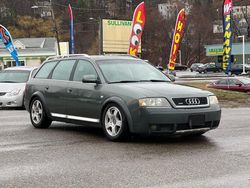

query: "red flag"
(128, 2), (146, 56)
(168, 9), (186, 71)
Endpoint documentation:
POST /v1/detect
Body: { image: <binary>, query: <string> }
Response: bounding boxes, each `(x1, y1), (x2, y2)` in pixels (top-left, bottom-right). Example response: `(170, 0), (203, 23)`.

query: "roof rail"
(45, 54), (90, 61)
(104, 54), (139, 58)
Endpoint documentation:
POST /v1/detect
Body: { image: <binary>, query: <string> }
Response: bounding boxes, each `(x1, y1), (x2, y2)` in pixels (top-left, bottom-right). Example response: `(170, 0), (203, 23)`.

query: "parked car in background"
(24, 55), (221, 141)
(207, 77), (250, 93)
(230, 64), (250, 75)
(175, 63), (188, 71)
(197, 62), (223, 73)
(190, 63), (203, 72)
(155, 66), (176, 82)
(0, 66), (37, 108)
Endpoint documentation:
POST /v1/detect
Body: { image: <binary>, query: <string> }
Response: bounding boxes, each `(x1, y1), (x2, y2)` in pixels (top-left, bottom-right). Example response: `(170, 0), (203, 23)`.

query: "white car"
(0, 66), (37, 108)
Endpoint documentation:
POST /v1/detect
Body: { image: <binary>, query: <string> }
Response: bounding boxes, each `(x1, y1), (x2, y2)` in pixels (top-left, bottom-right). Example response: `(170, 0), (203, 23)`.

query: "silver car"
(0, 66), (37, 108)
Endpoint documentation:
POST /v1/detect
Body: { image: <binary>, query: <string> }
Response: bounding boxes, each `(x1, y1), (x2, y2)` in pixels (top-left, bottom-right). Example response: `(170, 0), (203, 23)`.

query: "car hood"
(0, 83), (26, 93)
(108, 82), (212, 99)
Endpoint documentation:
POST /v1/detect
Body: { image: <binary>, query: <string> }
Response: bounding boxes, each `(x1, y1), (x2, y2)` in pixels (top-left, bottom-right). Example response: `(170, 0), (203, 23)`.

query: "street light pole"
(49, 0), (61, 55)
(179, 50), (182, 65)
(238, 35), (246, 74)
(31, 0), (61, 55)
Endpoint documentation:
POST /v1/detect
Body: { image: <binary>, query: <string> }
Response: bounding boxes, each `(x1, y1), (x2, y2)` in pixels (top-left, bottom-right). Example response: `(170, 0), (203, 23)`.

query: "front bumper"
(0, 94), (24, 108)
(130, 105), (221, 135)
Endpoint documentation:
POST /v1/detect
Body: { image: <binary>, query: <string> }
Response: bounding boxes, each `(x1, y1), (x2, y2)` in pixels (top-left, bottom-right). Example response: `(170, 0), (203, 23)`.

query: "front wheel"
(102, 104), (129, 141)
(30, 98), (52, 129)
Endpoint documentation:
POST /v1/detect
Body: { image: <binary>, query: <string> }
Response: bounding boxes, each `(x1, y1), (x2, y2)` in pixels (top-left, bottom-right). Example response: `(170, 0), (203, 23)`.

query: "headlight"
(7, 89), (21, 96)
(139, 98), (171, 107)
(209, 96), (219, 105)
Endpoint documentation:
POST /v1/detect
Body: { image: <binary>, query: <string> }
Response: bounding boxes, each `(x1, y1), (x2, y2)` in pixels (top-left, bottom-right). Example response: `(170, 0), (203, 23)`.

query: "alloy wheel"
(104, 107), (123, 137)
(31, 100), (43, 124)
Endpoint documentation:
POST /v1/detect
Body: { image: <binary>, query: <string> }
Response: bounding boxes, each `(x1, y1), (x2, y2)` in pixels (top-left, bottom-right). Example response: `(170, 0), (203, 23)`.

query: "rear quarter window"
(35, 61), (58, 79)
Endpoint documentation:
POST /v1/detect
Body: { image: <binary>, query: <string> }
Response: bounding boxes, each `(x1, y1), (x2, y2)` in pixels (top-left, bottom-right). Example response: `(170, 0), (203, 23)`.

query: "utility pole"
(50, 0), (61, 55)
(238, 35), (246, 74)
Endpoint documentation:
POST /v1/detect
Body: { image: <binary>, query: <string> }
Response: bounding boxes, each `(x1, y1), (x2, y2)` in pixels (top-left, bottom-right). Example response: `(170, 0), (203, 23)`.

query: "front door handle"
(67, 89), (73, 93)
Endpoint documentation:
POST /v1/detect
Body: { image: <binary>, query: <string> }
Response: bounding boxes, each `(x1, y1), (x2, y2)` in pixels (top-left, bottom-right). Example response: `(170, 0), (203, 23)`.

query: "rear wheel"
(30, 98), (52, 128)
(102, 104), (129, 141)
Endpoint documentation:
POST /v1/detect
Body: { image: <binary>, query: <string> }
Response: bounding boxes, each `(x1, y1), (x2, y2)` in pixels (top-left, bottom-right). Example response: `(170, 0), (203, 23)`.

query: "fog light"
(7, 101), (17, 105)
(151, 125), (158, 131)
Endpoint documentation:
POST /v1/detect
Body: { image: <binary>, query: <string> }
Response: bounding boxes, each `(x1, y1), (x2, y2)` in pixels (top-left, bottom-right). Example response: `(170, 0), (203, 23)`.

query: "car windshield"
(238, 78), (250, 85)
(97, 59), (171, 83)
(191, 63), (202, 68)
(0, 70), (30, 83)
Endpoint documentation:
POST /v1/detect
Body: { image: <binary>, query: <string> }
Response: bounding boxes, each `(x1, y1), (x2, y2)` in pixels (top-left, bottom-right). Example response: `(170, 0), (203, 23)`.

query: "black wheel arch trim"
(101, 97), (133, 132)
(29, 92), (51, 118)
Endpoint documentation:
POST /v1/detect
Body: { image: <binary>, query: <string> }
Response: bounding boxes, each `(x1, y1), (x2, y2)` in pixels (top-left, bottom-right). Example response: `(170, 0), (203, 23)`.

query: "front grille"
(172, 97), (208, 108)
(176, 121), (212, 131)
(0, 92), (6, 96)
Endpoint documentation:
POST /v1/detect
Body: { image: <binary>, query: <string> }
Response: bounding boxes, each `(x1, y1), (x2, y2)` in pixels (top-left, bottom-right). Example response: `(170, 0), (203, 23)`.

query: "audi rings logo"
(185, 98), (201, 105)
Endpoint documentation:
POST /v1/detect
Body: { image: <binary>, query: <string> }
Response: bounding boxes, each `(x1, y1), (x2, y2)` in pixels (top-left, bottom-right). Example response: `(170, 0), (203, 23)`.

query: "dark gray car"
(24, 55), (221, 141)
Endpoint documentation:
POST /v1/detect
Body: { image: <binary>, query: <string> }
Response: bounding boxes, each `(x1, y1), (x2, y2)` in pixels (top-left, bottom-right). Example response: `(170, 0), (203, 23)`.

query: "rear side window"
(35, 61), (57, 79)
(217, 80), (227, 85)
(73, 60), (97, 82)
(51, 60), (76, 81)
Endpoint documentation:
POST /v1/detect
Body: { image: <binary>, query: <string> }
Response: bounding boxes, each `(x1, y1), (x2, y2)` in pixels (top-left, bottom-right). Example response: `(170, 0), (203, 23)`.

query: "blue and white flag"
(0, 24), (20, 66)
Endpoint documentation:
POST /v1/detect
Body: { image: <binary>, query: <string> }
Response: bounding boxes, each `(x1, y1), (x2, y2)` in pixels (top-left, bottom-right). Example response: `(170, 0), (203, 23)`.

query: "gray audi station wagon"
(24, 55), (221, 141)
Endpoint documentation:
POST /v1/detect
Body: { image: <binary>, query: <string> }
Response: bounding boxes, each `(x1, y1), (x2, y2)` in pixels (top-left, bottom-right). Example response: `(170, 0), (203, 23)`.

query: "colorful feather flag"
(223, 0), (233, 74)
(68, 4), (75, 54)
(128, 2), (146, 56)
(168, 9), (185, 71)
(0, 24), (20, 66)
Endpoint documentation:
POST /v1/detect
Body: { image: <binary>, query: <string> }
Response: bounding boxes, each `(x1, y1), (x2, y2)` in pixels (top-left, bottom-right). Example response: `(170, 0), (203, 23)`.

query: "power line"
(52, 2), (122, 11)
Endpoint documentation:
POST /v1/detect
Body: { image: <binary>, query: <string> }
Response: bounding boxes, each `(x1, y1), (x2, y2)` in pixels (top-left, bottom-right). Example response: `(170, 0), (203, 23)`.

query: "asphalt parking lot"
(0, 108), (250, 188)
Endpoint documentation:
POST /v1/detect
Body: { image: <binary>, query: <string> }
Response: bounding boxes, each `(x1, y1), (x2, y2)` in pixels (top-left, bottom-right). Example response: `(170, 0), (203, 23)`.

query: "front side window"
(228, 79), (242, 85)
(73, 60), (97, 82)
(35, 61), (58, 79)
(0, 70), (30, 83)
(51, 60), (76, 81)
(238, 78), (250, 85)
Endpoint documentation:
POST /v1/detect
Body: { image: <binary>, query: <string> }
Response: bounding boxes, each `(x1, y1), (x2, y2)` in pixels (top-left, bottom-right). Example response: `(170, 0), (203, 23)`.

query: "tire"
(30, 97), (52, 129)
(102, 103), (129, 141)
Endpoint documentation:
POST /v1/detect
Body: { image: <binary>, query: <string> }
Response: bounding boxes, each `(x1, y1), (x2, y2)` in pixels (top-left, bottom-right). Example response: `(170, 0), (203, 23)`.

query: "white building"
(158, 1), (191, 20)
(0, 38), (57, 70)
(233, 6), (250, 19)
(158, 2), (178, 20)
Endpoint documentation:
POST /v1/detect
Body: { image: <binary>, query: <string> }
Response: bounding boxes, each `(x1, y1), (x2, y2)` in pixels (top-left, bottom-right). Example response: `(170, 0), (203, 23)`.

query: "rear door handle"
(67, 89), (73, 93)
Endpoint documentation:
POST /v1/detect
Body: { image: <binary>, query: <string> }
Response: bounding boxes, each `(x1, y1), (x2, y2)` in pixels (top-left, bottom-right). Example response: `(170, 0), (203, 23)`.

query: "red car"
(207, 77), (250, 93)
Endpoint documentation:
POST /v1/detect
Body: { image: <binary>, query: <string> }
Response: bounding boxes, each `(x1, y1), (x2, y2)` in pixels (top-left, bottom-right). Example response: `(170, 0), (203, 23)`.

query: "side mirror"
(236, 83), (242, 87)
(82, 75), (100, 84)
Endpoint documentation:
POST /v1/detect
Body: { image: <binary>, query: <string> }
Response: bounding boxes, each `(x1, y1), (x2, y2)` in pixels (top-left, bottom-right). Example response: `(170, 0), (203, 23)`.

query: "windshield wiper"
(0, 81), (17, 83)
(109, 80), (140, 84)
(139, 80), (170, 82)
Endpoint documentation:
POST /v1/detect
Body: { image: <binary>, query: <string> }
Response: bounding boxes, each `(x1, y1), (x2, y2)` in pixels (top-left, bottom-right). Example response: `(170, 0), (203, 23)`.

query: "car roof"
(45, 54), (139, 62)
(90, 55), (139, 61)
(4, 66), (37, 71)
